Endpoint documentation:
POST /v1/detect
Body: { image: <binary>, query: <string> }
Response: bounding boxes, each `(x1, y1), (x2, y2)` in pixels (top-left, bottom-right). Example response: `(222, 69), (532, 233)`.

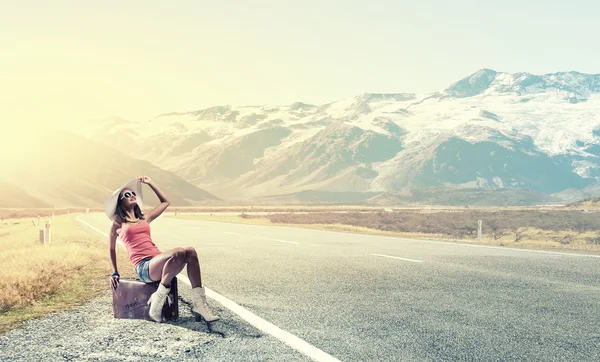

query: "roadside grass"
(0, 208), (102, 221)
(0, 213), (133, 334)
(170, 212), (600, 254)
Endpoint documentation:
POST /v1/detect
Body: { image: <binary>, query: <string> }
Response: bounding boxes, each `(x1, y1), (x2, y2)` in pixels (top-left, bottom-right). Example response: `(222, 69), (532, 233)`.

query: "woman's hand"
(138, 176), (152, 184)
(110, 273), (120, 289)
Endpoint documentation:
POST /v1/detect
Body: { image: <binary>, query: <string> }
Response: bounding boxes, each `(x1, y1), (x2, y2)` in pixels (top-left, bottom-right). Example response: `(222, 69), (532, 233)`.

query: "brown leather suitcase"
(111, 278), (179, 321)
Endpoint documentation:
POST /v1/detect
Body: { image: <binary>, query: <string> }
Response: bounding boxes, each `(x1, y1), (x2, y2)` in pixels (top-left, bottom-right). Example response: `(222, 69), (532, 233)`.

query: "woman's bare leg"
(183, 247), (202, 288)
(148, 248), (187, 287)
(182, 246), (218, 322)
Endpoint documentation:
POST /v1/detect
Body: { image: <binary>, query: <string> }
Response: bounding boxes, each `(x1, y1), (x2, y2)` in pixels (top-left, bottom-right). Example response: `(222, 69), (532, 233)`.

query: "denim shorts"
(135, 257), (155, 283)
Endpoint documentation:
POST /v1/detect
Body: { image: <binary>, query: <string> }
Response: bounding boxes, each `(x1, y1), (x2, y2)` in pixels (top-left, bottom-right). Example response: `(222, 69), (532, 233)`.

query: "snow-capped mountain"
(75, 69), (600, 204)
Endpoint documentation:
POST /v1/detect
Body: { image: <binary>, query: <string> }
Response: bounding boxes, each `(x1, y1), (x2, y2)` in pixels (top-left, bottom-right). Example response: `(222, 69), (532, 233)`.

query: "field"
(0, 212), (132, 333)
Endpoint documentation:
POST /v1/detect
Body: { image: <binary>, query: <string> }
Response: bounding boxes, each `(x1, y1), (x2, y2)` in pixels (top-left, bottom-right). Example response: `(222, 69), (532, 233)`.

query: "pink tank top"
(118, 219), (161, 267)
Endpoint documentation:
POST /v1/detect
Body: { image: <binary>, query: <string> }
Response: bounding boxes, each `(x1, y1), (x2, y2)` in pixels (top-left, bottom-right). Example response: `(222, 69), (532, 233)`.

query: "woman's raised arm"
(140, 176), (170, 223)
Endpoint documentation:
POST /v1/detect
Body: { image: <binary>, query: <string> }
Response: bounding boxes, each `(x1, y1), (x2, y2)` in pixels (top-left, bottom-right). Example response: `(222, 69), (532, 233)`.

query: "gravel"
(0, 287), (312, 362)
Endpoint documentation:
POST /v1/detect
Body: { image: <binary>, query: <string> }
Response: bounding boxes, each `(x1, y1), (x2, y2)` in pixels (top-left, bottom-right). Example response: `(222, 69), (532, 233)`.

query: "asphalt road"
(79, 213), (600, 362)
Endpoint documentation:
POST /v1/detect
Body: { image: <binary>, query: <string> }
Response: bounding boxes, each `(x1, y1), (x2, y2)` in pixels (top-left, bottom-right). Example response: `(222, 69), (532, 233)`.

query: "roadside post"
(45, 219), (52, 243)
(477, 220), (482, 240)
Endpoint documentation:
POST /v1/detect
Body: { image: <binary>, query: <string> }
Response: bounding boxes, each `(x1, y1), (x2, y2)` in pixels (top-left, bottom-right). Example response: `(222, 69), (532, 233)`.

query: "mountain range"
(4, 68), (600, 208)
(70, 69), (600, 206)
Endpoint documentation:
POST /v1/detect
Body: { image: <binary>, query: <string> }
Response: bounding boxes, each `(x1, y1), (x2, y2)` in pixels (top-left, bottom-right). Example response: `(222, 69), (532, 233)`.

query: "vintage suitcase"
(112, 278), (179, 321)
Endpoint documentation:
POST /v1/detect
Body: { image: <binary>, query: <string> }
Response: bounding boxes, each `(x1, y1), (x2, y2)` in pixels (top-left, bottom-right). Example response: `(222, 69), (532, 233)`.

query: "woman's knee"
(170, 247), (187, 264)
(184, 247), (198, 260)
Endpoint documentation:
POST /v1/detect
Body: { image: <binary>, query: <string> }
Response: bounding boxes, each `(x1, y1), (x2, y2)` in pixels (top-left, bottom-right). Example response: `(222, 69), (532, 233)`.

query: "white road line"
(77, 217), (127, 248)
(177, 276), (340, 362)
(412, 239), (600, 258)
(76, 216), (341, 362)
(224, 232), (240, 235)
(371, 254), (423, 263)
(274, 239), (299, 244)
(77, 218), (105, 235)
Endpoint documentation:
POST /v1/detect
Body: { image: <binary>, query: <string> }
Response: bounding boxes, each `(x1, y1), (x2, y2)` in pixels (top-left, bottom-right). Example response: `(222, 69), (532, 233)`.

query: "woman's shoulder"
(111, 219), (122, 228)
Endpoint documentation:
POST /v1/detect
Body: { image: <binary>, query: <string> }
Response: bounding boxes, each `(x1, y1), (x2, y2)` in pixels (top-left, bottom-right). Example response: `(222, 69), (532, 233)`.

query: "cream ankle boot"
(191, 286), (219, 323)
(147, 283), (170, 323)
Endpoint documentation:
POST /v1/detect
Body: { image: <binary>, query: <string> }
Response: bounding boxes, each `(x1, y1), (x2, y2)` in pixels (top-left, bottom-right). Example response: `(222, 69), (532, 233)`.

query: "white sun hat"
(104, 178), (144, 220)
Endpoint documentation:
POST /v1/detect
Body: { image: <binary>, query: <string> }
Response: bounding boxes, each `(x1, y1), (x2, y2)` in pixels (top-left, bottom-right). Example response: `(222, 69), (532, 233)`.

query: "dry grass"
(0, 208), (104, 222)
(0, 213), (133, 334)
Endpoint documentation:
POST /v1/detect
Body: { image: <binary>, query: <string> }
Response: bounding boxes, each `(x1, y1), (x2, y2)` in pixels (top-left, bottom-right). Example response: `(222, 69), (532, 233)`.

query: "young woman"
(105, 176), (219, 323)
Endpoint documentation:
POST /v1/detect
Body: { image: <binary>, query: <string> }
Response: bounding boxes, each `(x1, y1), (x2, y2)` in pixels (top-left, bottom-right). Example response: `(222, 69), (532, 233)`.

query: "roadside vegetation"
(0, 212), (132, 334)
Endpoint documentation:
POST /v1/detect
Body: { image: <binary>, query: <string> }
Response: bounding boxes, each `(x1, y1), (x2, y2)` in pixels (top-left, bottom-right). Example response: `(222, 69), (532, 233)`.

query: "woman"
(105, 176), (219, 323)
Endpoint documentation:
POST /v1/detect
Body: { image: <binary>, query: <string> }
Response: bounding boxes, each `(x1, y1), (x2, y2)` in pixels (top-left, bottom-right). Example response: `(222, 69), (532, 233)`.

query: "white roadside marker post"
(45, 219), (51, 243)
(477, 220), (482, 240)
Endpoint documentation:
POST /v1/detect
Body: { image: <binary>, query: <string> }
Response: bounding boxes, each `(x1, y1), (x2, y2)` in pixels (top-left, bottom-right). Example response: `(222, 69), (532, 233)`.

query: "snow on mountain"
(75, 69), (600, 202)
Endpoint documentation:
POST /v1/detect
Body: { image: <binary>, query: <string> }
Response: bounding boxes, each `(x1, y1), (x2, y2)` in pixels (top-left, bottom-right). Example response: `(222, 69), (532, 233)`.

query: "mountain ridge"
(71, 68), (600, 205)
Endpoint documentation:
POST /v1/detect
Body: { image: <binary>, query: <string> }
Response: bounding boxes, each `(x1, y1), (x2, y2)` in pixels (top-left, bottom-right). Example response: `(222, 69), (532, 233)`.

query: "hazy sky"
(1, 0), (598, 127)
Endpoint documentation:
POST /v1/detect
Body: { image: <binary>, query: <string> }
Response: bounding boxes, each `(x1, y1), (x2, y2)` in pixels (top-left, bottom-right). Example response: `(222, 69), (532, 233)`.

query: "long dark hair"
(114, 196), (145, 224)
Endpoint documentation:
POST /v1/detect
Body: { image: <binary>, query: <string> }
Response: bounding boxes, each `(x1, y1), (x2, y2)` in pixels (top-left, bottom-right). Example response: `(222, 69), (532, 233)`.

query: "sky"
(1, 0), (599, 128)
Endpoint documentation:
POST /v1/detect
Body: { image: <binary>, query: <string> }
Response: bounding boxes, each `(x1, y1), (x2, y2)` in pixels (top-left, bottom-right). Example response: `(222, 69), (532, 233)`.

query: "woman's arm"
(140, 176), (170, 223)
(109, 220), (120, 289)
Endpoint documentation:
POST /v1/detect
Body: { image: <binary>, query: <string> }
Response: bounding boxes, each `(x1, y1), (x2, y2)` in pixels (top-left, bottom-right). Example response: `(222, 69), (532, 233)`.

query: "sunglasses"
(120, 191), (137, 200)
